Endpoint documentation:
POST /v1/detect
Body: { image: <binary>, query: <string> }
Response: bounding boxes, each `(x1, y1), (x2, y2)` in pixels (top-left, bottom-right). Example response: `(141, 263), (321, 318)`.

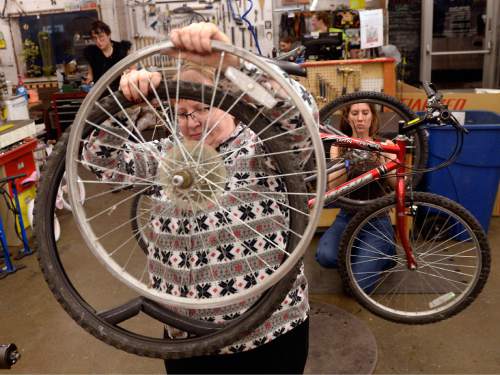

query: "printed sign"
(359, 9), (383, 49)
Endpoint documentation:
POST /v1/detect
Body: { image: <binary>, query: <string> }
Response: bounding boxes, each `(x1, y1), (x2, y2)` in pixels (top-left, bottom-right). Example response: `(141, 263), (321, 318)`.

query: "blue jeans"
(316, 209), (395, 293)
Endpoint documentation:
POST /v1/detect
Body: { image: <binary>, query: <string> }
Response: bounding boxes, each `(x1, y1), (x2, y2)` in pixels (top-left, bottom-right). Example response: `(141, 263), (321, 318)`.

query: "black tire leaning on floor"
(337, 192), (491, 324)
(318, 91), (428, 210)
(34, 82), (310, 359)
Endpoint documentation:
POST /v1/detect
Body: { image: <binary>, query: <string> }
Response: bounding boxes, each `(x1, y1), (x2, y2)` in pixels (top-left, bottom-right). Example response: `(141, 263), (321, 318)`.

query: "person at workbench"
(279, 36), (303, 62)
(83, 20), (132, 90)
(310, 12), (330, 33)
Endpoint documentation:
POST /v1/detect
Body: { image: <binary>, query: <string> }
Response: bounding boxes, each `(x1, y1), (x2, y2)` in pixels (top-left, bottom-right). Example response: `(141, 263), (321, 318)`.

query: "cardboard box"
(398, 82), (500, 217)
(397, 82), (500, 113)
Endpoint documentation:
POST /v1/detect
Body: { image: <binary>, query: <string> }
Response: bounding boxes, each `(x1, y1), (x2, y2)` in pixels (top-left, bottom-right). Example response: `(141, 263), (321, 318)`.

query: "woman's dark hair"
(280, 35), (295, 44)
(90, 20), (111, 36)
(313, 12), (330, 27)
(339, 103), (380, 137)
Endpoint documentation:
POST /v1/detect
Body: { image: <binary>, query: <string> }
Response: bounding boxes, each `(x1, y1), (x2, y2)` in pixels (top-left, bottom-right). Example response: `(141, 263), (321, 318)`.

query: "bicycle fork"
(395, 136), (418, 270)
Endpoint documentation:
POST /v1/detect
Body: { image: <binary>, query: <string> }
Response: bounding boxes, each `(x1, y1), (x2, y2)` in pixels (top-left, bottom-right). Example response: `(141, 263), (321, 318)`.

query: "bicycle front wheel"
(319, 91), (428, 210)
(338, 192), (490, 324)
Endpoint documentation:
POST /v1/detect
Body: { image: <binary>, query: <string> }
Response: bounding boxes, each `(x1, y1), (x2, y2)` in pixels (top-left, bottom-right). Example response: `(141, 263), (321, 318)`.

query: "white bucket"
(3, 95), (29, 121)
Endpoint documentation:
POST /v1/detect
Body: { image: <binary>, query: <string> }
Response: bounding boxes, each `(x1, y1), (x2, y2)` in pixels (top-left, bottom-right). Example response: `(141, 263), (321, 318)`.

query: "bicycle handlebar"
(264, 46), (307, 77)
(422, 81), (436, 98)
(421, 81), (469, 134)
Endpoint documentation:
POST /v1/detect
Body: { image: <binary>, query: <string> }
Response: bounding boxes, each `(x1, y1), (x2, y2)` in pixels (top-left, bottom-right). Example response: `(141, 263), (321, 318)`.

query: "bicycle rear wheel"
(319, 92), (428, 210)
(338, 192), (490, 324)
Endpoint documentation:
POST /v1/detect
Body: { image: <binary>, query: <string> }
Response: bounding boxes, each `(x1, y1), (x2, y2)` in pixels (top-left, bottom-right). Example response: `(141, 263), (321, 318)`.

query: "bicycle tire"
(338, 192), (490, 324)
(34, 110), (305, 360)
(35, 54), (322, 358)
(319, 91), (428, 210)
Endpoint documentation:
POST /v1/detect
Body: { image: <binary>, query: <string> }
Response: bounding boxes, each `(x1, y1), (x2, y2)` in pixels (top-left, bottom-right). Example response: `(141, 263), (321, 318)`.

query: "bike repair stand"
(0, 214), (25, 279)
(10, 179), (33, 260)
(0, 176), (30, 279)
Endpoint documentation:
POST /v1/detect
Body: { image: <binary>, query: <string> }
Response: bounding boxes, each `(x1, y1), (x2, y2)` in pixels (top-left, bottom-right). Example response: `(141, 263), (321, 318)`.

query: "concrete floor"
(1, 215), (499, 374)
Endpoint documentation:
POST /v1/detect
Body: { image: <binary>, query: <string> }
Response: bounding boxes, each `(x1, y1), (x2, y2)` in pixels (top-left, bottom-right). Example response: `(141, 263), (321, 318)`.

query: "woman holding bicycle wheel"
(316, 103), (396, 293)
(83, 22), (316, 374)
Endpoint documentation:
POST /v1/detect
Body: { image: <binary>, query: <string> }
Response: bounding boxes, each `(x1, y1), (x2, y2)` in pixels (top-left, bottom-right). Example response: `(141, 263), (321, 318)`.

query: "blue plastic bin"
(423, 110), (500, 233)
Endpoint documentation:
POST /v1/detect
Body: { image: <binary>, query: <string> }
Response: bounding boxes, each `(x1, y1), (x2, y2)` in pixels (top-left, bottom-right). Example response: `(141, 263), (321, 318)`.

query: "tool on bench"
(338, 67), (355, 95)
(231, 26), (235, 44)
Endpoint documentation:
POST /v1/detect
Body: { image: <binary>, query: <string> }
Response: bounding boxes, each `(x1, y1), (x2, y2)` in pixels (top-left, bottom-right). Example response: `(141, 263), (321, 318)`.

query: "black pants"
(164, 318), (309, 374)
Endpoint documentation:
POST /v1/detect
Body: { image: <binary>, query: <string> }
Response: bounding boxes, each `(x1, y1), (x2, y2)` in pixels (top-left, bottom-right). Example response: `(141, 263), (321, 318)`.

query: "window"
(19, 10), (98, 75)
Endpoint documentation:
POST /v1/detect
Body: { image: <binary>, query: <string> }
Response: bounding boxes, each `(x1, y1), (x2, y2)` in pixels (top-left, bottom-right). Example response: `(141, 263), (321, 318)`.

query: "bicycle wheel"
(35, 136), (305, 358)
(36, 40), (326, 358)
(338, 192), (490, 324)
(319, 91), (428, 210)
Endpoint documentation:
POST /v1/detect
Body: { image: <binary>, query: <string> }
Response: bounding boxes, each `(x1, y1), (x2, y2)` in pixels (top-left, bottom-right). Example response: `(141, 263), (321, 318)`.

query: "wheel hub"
(171, 170), (193, 189)
(158, 140), (227, 211)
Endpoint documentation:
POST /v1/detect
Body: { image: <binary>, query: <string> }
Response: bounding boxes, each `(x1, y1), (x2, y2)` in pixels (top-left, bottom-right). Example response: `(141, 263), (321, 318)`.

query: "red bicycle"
(308, 82), (490, 324)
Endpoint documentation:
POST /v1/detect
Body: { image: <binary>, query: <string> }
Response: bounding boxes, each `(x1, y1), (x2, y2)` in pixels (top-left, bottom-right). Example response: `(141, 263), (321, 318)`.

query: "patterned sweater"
(83, 71), (317, 354)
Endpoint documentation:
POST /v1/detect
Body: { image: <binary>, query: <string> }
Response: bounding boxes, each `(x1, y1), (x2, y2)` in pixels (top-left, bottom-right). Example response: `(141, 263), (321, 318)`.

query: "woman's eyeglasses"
(177, 107), (210, 121)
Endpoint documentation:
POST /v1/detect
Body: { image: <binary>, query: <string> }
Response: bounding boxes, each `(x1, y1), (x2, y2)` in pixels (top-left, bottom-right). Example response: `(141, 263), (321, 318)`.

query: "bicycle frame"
(308, 133), (418, 270)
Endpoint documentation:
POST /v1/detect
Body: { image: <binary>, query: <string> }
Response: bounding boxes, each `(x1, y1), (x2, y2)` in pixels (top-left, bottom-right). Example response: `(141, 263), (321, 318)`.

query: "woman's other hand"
(120, 69), (161, 102)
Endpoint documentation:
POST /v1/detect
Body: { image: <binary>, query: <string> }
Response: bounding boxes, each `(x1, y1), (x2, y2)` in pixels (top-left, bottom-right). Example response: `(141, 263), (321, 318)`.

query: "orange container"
(0, 137), (37, 195)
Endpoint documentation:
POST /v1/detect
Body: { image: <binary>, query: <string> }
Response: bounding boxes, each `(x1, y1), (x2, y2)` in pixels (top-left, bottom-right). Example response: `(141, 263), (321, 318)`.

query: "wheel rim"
(64, 41), (325, 309)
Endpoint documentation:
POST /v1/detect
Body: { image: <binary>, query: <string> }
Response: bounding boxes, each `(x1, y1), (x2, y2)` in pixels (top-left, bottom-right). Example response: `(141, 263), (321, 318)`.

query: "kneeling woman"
(316, 103), (397, 293)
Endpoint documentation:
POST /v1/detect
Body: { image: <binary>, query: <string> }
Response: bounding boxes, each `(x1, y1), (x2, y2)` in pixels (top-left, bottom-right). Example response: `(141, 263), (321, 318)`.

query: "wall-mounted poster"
(333, 10), (360, 28)
(359, 8), (383, 49)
